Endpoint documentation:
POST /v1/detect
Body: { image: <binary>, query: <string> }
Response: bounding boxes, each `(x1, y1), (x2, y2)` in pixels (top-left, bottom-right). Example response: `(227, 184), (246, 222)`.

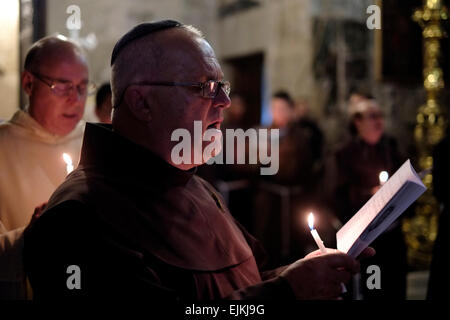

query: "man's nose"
(213, 89), (231, 109)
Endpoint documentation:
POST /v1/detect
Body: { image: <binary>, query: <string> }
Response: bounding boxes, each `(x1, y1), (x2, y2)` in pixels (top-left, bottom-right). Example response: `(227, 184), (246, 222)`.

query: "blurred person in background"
(254, 91), (318, 267)
(0, 35), (88, 299)
(95, 83), (112, 124)
(267, 91), (315, 186)
(0, 35), (88, 233)
(292, 98), (324, 169)
(332, 94), (407, 300)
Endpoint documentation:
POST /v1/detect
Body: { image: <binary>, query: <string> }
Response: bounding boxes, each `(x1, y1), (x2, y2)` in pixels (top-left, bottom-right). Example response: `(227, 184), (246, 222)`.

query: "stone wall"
(0, 0), (20, 120)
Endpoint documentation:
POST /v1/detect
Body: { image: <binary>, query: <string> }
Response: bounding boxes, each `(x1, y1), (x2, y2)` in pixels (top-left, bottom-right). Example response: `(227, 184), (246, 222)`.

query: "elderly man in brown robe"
(24, 20), (372, 300)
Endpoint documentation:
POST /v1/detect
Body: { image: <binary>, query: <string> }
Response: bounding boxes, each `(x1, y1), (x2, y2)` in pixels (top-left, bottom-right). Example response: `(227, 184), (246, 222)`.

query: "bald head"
(24, 35), (87, 73)
(111, 23), (204, 108)
(22, 35), (89, 136)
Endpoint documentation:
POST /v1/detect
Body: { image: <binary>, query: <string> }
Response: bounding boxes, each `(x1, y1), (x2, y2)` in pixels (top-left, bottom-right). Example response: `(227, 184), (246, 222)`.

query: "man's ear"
(21, 71), (34, 96)
(124, 88), (152, 122)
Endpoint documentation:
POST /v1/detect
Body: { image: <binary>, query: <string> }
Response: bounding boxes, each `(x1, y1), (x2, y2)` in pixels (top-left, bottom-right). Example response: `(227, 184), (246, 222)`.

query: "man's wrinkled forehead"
(192, 36), (216, 58)
(195, 39), (224, 78)
(36, 51), (89, 82)
(159, 30), (214, 56)
(157, 32), (222, 78)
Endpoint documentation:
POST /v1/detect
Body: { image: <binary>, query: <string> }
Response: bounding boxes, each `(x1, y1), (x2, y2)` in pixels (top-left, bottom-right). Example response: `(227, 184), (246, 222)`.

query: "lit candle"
(308, 212), (327, 253)
(62, 153), (74, 175)
(308, 212), (347, 294)
(379, 171), (389, 186)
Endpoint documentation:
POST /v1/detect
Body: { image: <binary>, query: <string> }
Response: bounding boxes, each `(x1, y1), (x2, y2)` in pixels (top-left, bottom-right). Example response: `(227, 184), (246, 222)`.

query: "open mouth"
(207, 121), (221, 130)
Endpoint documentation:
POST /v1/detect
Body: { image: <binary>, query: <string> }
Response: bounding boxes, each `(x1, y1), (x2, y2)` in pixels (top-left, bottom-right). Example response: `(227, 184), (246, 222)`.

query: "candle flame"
(62, 153), (72, 165)
(62, 153), (74, 174)
(379, 171), (389, 184)
(308, 212), (315, 230)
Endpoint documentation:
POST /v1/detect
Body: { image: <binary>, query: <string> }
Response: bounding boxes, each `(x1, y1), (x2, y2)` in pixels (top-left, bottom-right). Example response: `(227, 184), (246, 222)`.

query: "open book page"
(336, 159), (427, 258)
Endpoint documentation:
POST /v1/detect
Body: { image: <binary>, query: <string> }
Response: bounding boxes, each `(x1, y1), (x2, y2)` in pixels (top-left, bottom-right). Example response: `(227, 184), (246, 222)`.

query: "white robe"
(0, 110), (84, 231)
(0, 110), (84, 299)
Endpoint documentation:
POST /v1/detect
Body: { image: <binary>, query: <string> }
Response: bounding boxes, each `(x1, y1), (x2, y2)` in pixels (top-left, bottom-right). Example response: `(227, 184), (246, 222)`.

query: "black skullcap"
(111, 20), (183, 66)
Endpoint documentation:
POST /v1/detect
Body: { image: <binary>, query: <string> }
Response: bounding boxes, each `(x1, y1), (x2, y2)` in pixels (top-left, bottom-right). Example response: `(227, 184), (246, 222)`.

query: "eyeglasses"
(136, 80), (230, 98)
(29, 71), (96, 97)
(115, 80), (230, 107)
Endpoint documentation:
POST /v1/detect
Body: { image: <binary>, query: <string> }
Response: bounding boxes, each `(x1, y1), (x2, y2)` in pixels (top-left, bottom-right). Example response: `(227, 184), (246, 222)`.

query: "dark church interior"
(0, 0), (449, 308)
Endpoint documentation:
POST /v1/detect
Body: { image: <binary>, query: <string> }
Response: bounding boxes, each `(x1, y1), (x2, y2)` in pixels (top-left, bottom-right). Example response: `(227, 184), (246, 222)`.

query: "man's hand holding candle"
(279, 247), (375, 300)
(280, 251), (360, 300)
(304, 247), (376, 260)
(280, 213), (376, 300)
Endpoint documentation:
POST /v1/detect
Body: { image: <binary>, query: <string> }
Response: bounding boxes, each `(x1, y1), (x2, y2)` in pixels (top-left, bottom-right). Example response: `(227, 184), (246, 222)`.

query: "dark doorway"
(224, 52), (263, 128)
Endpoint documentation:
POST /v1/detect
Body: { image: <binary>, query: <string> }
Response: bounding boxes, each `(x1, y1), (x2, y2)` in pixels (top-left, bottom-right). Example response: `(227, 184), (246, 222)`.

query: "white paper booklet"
(336, 159), (427, 258)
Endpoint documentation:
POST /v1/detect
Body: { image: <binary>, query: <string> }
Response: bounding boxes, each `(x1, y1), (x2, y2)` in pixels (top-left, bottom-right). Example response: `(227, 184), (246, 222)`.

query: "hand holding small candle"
(279, 214), (374, 299)
(308, 212), (347, 294)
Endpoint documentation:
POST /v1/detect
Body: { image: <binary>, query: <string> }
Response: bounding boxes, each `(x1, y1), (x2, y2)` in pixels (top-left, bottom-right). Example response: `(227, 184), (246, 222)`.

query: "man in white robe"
(0, 110), (84, 231)
(0, 35), (88, 299)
